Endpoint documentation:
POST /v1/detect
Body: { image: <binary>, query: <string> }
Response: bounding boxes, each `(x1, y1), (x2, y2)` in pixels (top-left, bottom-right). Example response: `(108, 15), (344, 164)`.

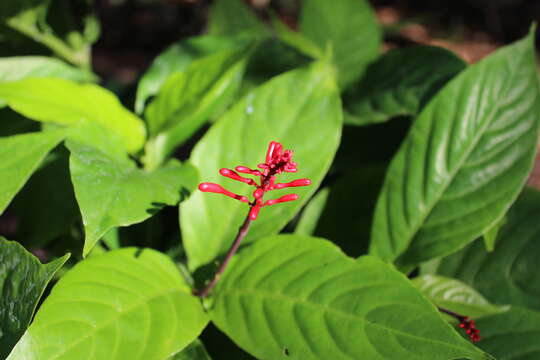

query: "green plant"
(1, 0), (539, 359)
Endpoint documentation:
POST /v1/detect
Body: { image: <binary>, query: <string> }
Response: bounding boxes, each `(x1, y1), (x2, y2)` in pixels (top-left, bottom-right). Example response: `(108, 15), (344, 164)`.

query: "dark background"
(91, 0), (540, 84)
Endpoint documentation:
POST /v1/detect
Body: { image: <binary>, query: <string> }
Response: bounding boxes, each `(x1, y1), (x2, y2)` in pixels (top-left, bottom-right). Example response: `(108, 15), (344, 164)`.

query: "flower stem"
(437, 306), (464, 320)
(195, 209), (253, 298)
(6, 18), (91, 71)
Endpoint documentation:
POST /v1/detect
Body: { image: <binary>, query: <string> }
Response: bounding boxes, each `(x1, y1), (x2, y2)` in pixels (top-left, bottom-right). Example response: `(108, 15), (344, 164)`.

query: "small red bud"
(253, 188), (264, 199)
(264, 193), (299, 206)
(198, 183), (249, 203)
(249, 204), (262, 220)
(235, 166), (262, 176)
(219, 168), (256, 186)
(272, 179), (311, 189)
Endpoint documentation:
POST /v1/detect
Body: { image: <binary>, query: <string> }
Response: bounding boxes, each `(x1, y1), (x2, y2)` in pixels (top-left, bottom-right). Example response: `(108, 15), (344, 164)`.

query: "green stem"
(6, 18), (91, 71)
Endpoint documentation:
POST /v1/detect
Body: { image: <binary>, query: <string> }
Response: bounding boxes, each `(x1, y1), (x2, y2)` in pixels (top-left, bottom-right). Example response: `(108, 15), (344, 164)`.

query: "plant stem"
(437, 306), (465, 320)
(6, 18), (91, 71)
(195, 209), (253, 298)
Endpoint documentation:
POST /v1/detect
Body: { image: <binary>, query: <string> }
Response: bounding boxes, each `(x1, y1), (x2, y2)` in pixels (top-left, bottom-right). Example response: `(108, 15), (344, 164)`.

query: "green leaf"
(0, 78), (146, 153)
(270, 14), (322, 59)
(11, 147), (79, 247)
(436, 187), (540, 311)
(370, 28), (540, 268)
(210, 234), (490, 360)
(180, 61), (342, 271)
(67, 141), (199, 256)
(136, 34), (252, 114)
(0, 56), (95, 83)
(412, 275), (507, 318)
(482, 215), (506, 252)
(0, 131), (64, 214)
(7, 248), (208, 360)
(343, 46), (466, 126)
(208, 0), (268, 38)
(475, 306), (540, 359)
(0, 237), (69, 360)
(143, 47), (251, 169)
(294, 188), (330, 236)
(170, 339), (212, 360)
(299, 0), (381, 88)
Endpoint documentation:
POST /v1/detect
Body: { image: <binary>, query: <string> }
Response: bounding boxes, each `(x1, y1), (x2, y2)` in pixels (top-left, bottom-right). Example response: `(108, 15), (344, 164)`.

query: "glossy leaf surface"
(343, 46), (466, 126)
(180, 61), (342, 270)
(475, 307), (540, 360)
(0, 78), (146, 153)
(436, 187), (540, 311)
(370, 29), (540, 267)
(135, 34), (250, 114)
(68, 141), (198, 256)
(413, 275), (506, 318)
(7, 248), (208, 360)
(144, 47), (250, 168)
(0, 131), (64, 214)
(299, 0), (381, 87)
(210, 235), (490, 360)
(0, 237), (69, 359)
(0, 56), (95, 83)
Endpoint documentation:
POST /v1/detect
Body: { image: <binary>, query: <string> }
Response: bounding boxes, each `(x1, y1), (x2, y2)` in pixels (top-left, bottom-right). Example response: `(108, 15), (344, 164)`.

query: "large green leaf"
(436, 187), (540, 311)
(67, 141), (199, 256)
(299, 0), (381, 87)
(0, 131), (64, 214)
(180, 61), (342, 270)
(0, 78), (146, 153)
(11, 147), (79, 247)
(475, 307), (540, 359)
(210, 234), (490, 360)
(135, 34), (252, 114)
(343, 46), (466, 126)
(208, 0), (268, 38)
(370, 28), (540, 268)
(7, 248), (208, 360)
(143, 47), (251, 169)
(0, 237), (69, 359)
(412, 275), (507, 318)
(0, 56), (95, 83)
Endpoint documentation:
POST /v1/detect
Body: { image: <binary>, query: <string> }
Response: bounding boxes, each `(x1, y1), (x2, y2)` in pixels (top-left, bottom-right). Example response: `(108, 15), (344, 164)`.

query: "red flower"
(198, 141), (311, 220)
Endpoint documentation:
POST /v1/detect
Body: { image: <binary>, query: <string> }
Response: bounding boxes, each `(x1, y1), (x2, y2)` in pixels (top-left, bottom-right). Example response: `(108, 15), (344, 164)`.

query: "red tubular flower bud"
(249, 204), (262, 220)
(264, 193), (299, 206)
(219, 168), (256, 186)
(198, 183), (249, 203)
(235, 166), (262, 176)
(253, 188), (264, 199)
(272, 179), (311, 189)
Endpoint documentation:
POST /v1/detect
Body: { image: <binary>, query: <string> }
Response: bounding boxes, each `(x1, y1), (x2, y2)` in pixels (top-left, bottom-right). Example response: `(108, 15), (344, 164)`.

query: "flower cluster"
(458, 316), (481, 342)
(198, 141), (311, 220)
